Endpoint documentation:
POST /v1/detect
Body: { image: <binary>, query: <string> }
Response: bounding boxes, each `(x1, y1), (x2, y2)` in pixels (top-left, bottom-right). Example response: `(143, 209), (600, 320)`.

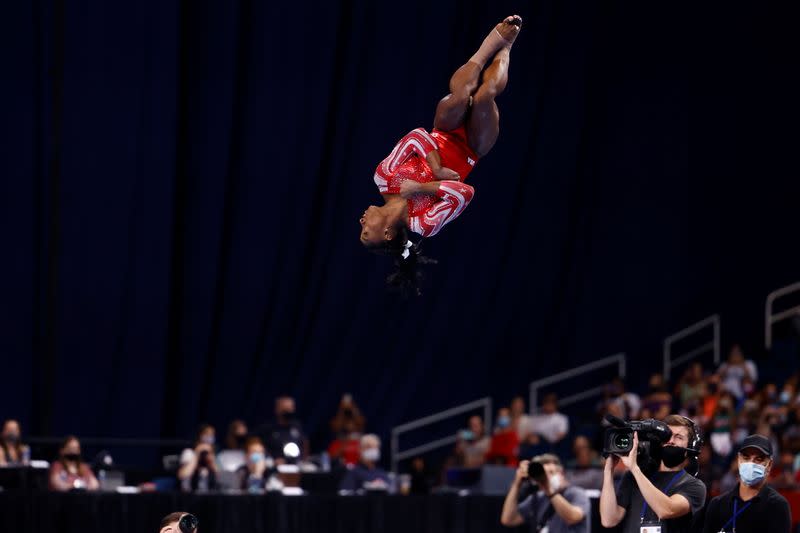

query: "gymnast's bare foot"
(495, 15), (522, 46)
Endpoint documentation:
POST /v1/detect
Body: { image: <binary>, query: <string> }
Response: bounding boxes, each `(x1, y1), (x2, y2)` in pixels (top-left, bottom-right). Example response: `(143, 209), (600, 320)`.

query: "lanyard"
(640, 471), (684, 522)
(719, 498), (752, 532)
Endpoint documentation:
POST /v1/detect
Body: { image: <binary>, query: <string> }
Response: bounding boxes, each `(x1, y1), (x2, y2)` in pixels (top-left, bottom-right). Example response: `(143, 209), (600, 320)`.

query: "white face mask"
(549, 473), (563, 492)
(361, 448), (380, 462)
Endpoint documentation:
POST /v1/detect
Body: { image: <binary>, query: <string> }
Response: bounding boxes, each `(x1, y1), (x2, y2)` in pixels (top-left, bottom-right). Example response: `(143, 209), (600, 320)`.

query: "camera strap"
(536, 501), (556, 532)
(640, 471), (684, 523)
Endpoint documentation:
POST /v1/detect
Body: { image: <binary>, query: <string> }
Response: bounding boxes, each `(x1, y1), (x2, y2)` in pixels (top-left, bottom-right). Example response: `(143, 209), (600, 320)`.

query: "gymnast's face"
(359, 206), (394, 247)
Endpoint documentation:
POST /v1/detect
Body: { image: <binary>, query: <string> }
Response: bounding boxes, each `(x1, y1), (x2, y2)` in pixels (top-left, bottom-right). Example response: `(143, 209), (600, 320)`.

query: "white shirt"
(530, 412), (569, 443)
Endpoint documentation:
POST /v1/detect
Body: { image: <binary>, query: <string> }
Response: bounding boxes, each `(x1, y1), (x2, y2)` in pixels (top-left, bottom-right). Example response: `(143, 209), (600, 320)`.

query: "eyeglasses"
(179, 514), (199, 533)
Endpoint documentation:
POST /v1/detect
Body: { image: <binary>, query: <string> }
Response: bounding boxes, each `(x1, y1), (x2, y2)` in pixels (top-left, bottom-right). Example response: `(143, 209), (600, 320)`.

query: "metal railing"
(662, 314), (720, 380)
(390, 397), (492, 473)
(528, 353), (626, 414)
(765, 281), (800, 350)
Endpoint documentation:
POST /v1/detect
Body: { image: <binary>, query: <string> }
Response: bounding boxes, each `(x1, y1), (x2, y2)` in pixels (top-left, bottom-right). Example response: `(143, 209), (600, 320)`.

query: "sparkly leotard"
(373, 127), (478, 237)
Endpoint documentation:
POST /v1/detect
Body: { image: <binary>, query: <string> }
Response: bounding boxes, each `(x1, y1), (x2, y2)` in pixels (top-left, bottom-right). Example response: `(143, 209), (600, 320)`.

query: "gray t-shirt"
(518, 485), (590, 533)
(615, 470), (706, 533)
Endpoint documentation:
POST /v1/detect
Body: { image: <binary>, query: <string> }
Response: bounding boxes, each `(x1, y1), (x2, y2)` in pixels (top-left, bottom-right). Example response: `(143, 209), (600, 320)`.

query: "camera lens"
(613, 433), (631, 450)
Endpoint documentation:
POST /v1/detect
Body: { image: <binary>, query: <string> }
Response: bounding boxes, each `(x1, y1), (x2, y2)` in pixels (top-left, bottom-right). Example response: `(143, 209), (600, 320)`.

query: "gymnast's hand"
(433, 166), (461, 181)
(400, 180), (423, 198)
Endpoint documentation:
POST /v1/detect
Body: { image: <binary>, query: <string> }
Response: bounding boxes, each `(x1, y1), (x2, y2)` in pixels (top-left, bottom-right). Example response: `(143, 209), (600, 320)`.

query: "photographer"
(600, 415), (706, 533)
(159, 512), (198, 533)
(500, 454), (590, 532)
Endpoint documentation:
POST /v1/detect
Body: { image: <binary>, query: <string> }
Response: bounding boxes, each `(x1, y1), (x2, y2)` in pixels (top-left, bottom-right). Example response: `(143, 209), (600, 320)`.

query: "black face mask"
(279, 411), (296, 423)
(235, 435), (247, 448)
(4, 434), (20, 444)
(661, 446), (688, 468)
(63, 453), (81, 463)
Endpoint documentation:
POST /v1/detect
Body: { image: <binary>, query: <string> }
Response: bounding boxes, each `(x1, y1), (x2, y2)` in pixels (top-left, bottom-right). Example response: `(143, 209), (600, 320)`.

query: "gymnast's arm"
(425, 150), (461, 181)
(406, 181), (475, 237)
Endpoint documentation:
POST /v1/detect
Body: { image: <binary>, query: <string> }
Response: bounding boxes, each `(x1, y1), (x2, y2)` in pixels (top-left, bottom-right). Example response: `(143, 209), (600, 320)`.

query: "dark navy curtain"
(1, 0), (798, 452)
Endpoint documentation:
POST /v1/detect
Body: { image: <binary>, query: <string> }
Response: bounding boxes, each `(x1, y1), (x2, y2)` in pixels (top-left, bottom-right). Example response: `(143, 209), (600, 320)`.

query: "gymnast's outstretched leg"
(433, 15), (522, 134)
(467, 44), (513, 157)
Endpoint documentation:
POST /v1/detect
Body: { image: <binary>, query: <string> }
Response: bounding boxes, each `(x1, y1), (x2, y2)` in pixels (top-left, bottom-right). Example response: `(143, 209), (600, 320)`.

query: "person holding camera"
(701, 434), (791, 533)
(178, 424), (219, 492)
(500, 453), (590, 532)
(600, 415), (706, 533)
(159, 512), (199, 533)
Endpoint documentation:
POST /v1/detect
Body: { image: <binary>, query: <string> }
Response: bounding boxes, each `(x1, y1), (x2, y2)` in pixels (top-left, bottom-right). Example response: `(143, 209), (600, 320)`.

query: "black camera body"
(603, 416), (672, 473)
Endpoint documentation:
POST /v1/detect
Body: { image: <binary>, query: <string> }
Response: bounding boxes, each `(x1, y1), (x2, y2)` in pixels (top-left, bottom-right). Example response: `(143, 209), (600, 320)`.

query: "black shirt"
(615, 469), (707, 533)
(701, 483), (791, 533)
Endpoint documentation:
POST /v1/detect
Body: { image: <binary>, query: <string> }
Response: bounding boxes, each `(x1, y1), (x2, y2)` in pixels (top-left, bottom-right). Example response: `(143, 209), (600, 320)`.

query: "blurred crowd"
(443, 344), (800, 498)
(2, 344), (799, 498)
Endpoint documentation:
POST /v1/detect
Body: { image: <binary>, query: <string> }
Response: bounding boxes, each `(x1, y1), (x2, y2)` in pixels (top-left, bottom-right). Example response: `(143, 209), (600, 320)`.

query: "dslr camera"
(602, 415), (672, 473)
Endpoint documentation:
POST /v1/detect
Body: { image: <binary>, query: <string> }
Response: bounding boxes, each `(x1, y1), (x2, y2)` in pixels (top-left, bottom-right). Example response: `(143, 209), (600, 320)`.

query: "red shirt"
(328, 438), (361, 466)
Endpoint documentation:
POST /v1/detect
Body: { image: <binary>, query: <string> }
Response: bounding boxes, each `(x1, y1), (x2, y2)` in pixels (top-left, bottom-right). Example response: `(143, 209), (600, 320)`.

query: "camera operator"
(701, 434), (791, 532)
(600, 415), (706, 533)
(500, 454), (590, 532)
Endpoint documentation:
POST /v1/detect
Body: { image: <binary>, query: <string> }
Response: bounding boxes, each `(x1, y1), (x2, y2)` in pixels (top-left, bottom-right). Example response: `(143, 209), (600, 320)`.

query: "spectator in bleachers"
(256, 396), (308, 462)
(487, 407), (519, 466)
(409, 456), (434, 494)
(328, 394), (365, 467)
(49, 435), (99, 491)
(640, 373), (672, 420)
(566, 435), (601, 469)
(454, 415), (490, 468)
(510, 396), (535, 442)
(330, 393), (365, 436)
(217, 419), (249, 472)
(604, 377), (641, 420)
(675, 362), (706, 412)
(715, 343), (758, 400)
(770, 450), (800, 489)
(178, 424), (219, 492)
(566, 435), (603, 490)
(339, 434), (391, 492)
(0, 419), (30, 467)
(708, 391), (737, 459)
(236, 437), (280, 492)
(530, 393), (569, 445)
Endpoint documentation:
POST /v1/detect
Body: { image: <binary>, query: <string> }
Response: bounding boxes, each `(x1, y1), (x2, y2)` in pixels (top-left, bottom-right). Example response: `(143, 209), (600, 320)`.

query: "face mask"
(361, 448), (380, 462)
(460, 430), (475, 441)
(739, 462), (766, 486)
(548, 473), (563, 492)
(780, 391), (791, 404)
(4, 434), (20, 444)
(201, 435), (215, 445)
(235, 435), (247, 448)
(63, 453), (81, 462)
(250, 452), (264, 463)
(497, 416), (511, 429)
(661, 446), (688, 468)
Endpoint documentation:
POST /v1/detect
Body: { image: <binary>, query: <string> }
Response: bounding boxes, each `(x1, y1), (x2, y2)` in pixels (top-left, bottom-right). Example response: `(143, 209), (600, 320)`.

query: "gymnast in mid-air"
(359, 15), (522, 291)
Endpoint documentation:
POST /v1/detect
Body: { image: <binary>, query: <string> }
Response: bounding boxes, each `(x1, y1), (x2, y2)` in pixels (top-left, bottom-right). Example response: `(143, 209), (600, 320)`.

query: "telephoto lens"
(179, 514), (199, 533)
(527, 460), (547, 485)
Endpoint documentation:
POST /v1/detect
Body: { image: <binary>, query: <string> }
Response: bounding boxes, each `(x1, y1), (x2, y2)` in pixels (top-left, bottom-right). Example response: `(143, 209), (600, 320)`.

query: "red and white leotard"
(373, 126), (479, 237)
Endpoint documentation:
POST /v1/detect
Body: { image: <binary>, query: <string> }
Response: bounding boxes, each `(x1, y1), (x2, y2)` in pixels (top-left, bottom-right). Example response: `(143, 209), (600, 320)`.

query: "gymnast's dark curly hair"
(366, 228), (437, 297)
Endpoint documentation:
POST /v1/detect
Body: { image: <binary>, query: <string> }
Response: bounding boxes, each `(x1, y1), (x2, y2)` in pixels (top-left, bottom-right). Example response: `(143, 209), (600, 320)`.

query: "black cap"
(739, 434), (773, 457)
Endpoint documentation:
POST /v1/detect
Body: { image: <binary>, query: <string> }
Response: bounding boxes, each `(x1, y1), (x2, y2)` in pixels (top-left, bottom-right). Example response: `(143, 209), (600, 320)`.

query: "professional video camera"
(602, 415), (672, 473)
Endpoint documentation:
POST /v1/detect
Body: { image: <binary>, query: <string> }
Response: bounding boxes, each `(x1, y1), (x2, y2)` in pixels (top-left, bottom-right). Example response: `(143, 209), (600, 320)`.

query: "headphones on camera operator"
(603, 414), (703, 476)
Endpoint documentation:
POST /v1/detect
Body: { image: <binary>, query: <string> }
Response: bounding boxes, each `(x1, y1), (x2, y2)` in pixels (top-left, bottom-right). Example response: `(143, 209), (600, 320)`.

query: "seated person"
(256, 396), (308, 462)
(49, 435), (99, 491)
(328, 417), (362, 467)
(455, 415), (491, 468)
(177, 424), (218, 492)
(217, 419), (249, 472)
(0, 419), (30, 466)
(235, 437), (281, 492)
(487, 408), (519, 466)
(339, 434), (391, 493)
